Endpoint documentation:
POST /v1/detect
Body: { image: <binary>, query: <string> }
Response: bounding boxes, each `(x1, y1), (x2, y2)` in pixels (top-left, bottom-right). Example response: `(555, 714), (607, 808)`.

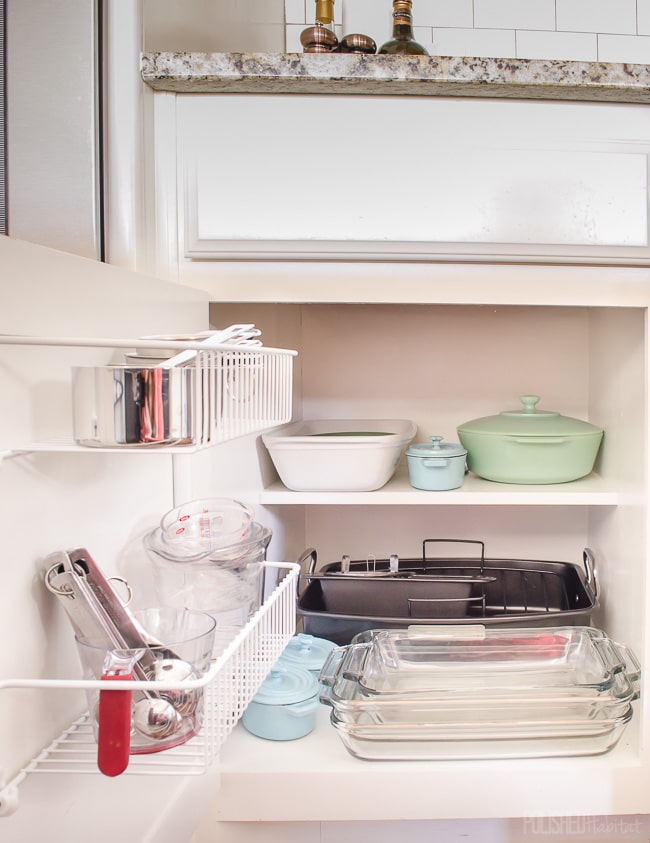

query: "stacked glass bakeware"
(318, 625), (640, 761)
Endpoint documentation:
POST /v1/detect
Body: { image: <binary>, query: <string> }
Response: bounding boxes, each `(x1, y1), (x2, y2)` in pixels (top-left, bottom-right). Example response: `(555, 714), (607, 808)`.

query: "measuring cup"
(159, 498), (255, 555)
(76, 607), (216, 756)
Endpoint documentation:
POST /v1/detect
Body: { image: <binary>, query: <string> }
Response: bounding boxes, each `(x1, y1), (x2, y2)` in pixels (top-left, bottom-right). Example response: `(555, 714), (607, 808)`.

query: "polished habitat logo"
(522, 815), (645, 837)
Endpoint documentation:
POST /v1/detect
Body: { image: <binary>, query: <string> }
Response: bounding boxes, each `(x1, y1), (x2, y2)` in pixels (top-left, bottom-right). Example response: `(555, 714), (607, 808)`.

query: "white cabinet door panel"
(175, 95), (650, 263)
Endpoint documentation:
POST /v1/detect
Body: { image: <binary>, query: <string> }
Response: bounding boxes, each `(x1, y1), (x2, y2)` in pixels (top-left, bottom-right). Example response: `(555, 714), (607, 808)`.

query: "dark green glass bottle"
(378, 0), (429, 56)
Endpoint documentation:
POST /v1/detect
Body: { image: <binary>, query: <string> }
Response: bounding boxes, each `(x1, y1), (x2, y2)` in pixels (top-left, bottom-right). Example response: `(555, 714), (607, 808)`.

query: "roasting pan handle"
(295, 548), (318, 597)
(582, 547), (599, 599)
(296, 547), (318, 575)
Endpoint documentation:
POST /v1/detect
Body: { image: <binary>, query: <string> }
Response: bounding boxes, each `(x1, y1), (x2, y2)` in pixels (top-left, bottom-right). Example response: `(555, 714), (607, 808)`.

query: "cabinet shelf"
(213, 704), (642, 822)
(260, 470), (621, 506)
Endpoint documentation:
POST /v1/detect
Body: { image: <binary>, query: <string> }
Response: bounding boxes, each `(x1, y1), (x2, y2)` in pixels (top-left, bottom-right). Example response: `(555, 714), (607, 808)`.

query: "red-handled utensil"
(98, 671), (132, 777)
(96, 649), (144, 777)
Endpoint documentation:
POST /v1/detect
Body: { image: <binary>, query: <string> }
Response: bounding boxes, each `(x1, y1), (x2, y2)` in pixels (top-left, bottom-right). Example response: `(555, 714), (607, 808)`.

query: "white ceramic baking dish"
(261, 419), (417, 492)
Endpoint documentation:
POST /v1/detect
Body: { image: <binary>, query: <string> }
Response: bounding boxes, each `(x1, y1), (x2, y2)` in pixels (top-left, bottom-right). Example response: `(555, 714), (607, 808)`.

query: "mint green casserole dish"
(457, 395), (604, 485)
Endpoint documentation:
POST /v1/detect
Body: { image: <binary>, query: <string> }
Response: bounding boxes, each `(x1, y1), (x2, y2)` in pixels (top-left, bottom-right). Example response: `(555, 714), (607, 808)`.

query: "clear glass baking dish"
(328, 707), (634, 761)
(325, 626), (640, 698)
(320, 666), (639, 725)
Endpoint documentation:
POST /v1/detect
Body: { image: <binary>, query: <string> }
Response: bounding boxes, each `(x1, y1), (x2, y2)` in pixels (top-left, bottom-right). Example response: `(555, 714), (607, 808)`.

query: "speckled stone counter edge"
(141, 52), (650, 103)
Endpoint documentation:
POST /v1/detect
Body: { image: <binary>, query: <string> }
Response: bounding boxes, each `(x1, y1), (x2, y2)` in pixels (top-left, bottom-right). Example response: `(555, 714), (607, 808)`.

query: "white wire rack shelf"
(0, 561), (299, 816)
(0, 334), (297, 456)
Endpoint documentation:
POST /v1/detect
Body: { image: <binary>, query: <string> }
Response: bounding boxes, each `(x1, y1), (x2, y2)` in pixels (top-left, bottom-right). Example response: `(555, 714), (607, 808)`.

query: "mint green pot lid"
(457, 395), (604, 438)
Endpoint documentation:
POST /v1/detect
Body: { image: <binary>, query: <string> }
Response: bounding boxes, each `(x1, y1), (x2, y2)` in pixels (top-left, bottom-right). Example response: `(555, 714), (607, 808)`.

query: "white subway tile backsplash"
(556, 0), (636, 35)
(516, 29), (597, 61)
(412, 26), (435, 50)
(433, 27), (516, 59)
(638, 0), (650, 35)
(415, 0), (474, 29)
(284, 0), (306, 25)
(598, 33), (650, 62)
(343, 0), (391, 45)
(285, 24), (306, 52)
(474, 0), (555, 31)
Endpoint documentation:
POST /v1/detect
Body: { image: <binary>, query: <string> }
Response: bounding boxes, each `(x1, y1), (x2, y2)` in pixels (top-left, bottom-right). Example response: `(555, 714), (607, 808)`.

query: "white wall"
(143, 0), (286, 52)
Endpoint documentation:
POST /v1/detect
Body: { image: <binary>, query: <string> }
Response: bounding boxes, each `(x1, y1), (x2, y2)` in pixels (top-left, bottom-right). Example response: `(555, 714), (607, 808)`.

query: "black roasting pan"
(296, 539), (599, 646)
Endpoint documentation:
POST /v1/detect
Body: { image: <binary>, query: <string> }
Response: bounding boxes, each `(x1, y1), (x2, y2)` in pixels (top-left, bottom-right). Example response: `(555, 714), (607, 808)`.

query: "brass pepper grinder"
(337, 33), (377, 53)
(301, 0), (338, 52)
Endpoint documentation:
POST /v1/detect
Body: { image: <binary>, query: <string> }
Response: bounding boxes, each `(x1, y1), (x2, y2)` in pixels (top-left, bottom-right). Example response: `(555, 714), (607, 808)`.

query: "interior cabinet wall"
(208, 300), (647, 649)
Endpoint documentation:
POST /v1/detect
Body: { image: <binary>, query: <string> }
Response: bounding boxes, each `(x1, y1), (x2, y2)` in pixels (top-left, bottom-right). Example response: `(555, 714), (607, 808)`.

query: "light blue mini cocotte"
(242, 665), (320, 741)
(406, 435), (467, 491)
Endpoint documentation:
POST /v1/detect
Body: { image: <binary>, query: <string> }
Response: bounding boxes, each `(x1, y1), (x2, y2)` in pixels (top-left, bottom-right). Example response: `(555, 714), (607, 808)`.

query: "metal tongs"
(44, 548), (196, 773)
(44, 548), (173, 670)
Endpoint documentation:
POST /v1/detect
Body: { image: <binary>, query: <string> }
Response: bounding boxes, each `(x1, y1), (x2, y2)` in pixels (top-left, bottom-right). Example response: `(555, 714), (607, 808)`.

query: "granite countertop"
(141, 51), (650, 103)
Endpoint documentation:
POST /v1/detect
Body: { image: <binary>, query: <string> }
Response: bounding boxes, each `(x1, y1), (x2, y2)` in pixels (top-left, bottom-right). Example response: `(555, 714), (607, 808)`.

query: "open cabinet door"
(0, 235), (208, 833)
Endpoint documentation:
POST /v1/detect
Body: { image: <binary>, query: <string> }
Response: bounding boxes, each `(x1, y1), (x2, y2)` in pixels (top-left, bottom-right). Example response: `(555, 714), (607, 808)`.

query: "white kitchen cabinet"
(133, 74), (650, 823)
(149, 93), (650, 277)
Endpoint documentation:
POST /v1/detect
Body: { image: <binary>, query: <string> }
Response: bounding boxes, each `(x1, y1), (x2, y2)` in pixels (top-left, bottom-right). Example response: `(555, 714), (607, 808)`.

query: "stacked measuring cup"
(144, 498), (271, 653)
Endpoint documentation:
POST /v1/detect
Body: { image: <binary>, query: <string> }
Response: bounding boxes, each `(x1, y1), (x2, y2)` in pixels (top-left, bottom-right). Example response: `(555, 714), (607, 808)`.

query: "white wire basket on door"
(70, 345), (297, 451)
(204, 346), (295, 445)
(0, 561), (299, 813)
(0, 335), (297, 455)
